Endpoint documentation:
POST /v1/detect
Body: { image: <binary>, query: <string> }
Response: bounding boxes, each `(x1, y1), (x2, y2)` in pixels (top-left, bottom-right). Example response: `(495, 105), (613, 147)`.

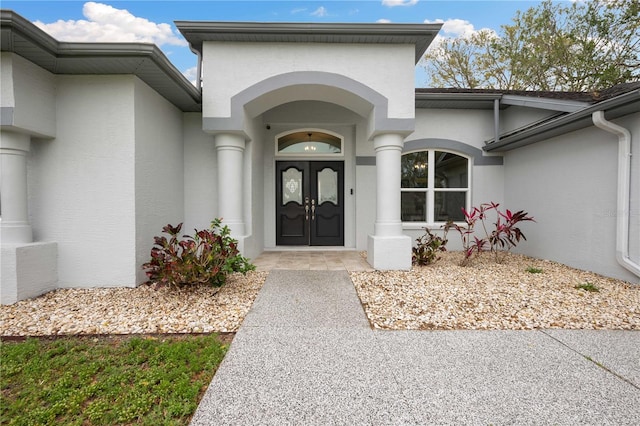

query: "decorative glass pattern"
(317, 168), (338, 205)
(282, 167), (302, 205)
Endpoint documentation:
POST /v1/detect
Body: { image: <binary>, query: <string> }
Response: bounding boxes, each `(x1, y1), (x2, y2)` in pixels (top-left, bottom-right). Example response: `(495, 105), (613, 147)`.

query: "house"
(1, 10), (638, 304)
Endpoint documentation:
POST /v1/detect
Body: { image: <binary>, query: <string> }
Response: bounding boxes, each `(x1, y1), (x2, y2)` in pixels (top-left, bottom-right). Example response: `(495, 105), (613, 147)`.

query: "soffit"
(1, 10), (201, 112)
(175, 21), (442, 64)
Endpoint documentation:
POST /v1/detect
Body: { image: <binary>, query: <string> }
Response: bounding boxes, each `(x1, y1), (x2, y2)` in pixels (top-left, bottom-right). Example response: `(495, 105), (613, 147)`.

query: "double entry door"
(276, 161), (344, 246)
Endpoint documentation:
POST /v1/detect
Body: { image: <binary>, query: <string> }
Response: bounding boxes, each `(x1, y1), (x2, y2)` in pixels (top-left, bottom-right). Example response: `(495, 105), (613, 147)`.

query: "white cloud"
(33, 2), (187, 46)
(291, 8), (307, 15)
(311, 6), (328, 17)
(424, 18), (477, 38)
(377, 19), (392, 23)
(382, 0), (419, 7)
(182, 66), (198, 86)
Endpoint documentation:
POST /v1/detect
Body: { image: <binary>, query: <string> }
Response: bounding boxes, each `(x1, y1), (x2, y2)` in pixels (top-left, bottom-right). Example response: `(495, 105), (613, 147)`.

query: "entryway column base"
(367, 234), (412, 271)
(1, 242), (58, 305)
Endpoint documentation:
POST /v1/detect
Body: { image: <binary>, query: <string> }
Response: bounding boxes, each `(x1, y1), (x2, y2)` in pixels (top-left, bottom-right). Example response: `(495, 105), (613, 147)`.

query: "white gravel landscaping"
(351, 251), (640, 330)
(1, 271), (268, 336)
(2, 252), (639, 337)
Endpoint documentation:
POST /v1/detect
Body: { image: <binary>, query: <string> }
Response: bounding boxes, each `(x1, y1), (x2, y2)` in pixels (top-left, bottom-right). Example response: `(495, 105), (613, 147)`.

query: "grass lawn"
(1, 334), (229, 425)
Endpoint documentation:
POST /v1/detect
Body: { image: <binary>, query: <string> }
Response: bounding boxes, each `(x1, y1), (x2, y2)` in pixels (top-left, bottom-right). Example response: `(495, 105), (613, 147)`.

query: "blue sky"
(2, 0), (549, 86)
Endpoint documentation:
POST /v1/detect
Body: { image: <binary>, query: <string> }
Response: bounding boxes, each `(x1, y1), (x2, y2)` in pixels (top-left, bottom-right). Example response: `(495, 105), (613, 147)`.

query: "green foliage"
(142, 218), (255, 288)
(525, 266), (544, 274)
(575, 282), (600, 292)
(412, 227), (448, 266)
(424, 0), (640, 91)
(0, 335), (228, 425)
(444, 202), (535, 266)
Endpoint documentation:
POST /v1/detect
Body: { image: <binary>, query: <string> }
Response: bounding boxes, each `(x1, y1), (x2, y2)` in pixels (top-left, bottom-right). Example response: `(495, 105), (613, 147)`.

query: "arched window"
(276, 130), (343, 155)
(401, 150), (470, 223)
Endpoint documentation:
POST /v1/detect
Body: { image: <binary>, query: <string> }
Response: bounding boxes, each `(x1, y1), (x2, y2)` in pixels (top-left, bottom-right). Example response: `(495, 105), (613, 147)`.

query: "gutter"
(484, 89), (640, 152)
(592, 111), (640, 278)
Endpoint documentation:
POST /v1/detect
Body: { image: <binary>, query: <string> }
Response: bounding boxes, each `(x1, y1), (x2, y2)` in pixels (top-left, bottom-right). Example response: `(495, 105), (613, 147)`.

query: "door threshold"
(265, 246), (356, 252)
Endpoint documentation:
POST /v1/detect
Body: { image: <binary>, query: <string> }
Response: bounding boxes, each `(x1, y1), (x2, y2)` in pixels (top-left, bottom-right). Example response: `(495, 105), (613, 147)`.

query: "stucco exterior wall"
(133, 77), (184, 284)
(503, 114), (639, 283)
(183, 113), (218, 232)
(28, 75), (137, 287)
(412, 109), (494, 146)
(1, 53), (15, 108)
(500, 106), (557, 135)
(202, 42), (415, 120)
(241, 117), (265, 259)
(1, 53), (56, 137)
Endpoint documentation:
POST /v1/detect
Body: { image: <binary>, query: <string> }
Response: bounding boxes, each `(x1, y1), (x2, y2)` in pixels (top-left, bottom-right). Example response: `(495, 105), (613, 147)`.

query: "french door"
(276, 161), (344, 246)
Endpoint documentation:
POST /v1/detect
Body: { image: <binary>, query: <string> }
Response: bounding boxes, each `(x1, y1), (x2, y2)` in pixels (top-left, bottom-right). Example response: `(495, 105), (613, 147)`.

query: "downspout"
(195, 50), (202, 91)
(592, 111), (640, 278)
(493, 98), (500, 145)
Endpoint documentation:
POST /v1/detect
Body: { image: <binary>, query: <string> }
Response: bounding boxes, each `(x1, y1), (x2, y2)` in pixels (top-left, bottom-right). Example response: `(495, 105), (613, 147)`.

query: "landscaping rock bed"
(1, 271), (268, 336)
(3, 252), (639, 336)
(351, 252), (640, 330)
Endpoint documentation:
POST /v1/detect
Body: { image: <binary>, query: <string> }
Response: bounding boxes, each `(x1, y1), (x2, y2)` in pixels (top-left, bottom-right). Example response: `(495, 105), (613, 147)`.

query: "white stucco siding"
(616, 113), (640, 267)
(1, 53), (15, 107)
(28, 75), (136, 288)
(504, 119), (639, 283)
(202, 42), (415, 119)
(412, 109), (494, 148)
(133, 77), (184, 284)
(241, 117), (265, 259)
(500, 106), (557, 135)
(183, 113), (218, 233)
(2, 53), (56, 137)
(356, 165), (376, 250)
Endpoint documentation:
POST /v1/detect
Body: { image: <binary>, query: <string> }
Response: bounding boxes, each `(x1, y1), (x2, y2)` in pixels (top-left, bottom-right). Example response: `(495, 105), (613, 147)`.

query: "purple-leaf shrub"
(142, 218), (255, 288)
(444, 202), (535, 265)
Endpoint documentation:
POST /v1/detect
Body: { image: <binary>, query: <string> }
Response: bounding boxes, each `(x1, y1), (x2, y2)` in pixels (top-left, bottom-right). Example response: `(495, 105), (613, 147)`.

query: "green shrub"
(575, 282), (600, 292)
(412, 227), (448, 266)
(526, 266), (543, 273)
(142, 218), (254, 288)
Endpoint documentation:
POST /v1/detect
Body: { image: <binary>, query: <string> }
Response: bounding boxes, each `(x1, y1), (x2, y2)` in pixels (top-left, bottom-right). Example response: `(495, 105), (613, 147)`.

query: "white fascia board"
(501, 95), (590, 113)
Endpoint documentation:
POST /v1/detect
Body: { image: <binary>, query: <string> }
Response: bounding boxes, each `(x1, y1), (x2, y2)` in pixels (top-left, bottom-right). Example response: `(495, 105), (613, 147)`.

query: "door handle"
(311, 199), (316, 220)
(304, 197), (309, 221)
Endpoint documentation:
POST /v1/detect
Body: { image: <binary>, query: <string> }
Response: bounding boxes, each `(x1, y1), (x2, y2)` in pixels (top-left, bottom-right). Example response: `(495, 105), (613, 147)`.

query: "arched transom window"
(277, 130), (343, 155)
(401, 150), (470, 223)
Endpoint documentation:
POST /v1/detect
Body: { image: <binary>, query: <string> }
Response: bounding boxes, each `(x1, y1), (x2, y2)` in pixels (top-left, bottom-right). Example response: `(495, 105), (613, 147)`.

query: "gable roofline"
(0, 10), (201, 112)
(175, 21), (442, 64)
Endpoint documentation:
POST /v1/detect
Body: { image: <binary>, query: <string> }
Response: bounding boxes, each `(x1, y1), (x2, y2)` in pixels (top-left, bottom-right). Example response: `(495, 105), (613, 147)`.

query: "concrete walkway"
(191, 270), (640, 425)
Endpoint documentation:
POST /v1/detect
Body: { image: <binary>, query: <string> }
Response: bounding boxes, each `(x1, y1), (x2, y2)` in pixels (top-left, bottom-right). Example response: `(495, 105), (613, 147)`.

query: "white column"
(373, 133), (404, 236)
(215, 133), (246, 238)
(367, 132), (412, 270)
(0, 131), (33, 244)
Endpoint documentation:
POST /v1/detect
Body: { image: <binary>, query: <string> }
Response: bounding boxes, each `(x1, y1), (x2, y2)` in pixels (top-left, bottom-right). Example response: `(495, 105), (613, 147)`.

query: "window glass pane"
(317, 167), (338, 205)
(434, 191), (466, 222)
(278, 131), (341, 154)
(401, 152), (428, 188)
(401, 192), (427, 222)
(435, 151), (468, 188)
(282, 167), (302, 205)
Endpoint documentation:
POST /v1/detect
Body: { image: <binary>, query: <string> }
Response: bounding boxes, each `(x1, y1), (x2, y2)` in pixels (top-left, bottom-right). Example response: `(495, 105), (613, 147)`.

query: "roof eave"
(1, 9), (201, 112)
(175, 21), (442, 64)
(484, 89), (640, 152)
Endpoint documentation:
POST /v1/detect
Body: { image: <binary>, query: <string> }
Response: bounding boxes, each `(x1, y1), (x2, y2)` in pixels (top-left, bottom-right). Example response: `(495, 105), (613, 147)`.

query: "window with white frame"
(401, 150), (470, 223)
